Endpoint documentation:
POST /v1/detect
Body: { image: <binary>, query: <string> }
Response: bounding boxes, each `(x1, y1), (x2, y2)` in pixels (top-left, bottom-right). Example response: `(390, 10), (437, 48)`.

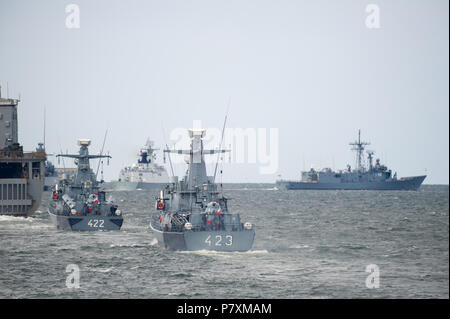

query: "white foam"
(289, 244), (310, 249)
(94, 268), (113, 273)
(180, 249), (268, 256)
(245, 249), (269, 254)
(109, 239), (158, 248)
(0, 216), (34, 222)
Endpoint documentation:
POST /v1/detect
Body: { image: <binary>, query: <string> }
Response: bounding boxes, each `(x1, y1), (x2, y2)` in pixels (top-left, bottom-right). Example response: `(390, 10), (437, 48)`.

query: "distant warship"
(48, 139), (123, 230)
(43, 153), (77, 191)
(43, 150), (58, 191)
(106, 139), (168, 191)
(276, 130), (426, 191)
(149, 128), (255, 251)
(0, 93), (46, 216)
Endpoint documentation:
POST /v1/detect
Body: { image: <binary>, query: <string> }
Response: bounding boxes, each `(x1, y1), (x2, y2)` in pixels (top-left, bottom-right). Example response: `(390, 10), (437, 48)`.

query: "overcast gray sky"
(0, 0), (448, 184)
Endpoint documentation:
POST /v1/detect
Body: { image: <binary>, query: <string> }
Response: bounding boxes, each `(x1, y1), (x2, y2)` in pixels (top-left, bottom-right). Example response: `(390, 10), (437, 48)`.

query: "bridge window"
(0, 162), (22, 178)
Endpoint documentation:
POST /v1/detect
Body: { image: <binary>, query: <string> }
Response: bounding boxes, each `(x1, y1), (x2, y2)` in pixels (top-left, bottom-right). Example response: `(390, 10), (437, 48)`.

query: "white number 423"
(205, 235), (232, 246)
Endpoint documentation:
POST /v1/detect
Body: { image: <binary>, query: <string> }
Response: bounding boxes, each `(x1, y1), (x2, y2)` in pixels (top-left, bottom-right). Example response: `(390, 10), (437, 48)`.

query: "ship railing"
(150, 214), (245, 232)
(189, 222), (244, 232)
(172, 214), (188, 226)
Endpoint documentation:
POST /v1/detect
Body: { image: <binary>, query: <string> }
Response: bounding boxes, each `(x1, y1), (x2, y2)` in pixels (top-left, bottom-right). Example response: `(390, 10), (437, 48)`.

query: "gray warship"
(0, 93), (46, 217)
(43, 152), (58, 191)
(149, 128), (255, 251)
(43, 153), (77, 191)
(105, 139), (168, 191)
(276, 130), (426, 191)
(48, 139), (123, 231)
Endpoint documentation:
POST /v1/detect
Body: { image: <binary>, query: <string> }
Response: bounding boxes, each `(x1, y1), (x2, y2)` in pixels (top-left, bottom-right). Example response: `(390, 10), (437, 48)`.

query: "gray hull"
(276, 175), (426, 191)
(150, 223), (255, 252)
(48, 211), (123, 231)
(103, 181), (167, 191)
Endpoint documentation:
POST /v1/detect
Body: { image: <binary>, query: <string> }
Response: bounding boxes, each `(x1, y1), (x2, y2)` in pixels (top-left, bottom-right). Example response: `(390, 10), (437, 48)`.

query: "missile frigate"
(276, 130), (426, 190)
(43, 155), (77, 191)
(48, 139), (123, 230)
(105, 139), (168, 191)
(149, 128), (255, 251)
(0, 94), (46, 217)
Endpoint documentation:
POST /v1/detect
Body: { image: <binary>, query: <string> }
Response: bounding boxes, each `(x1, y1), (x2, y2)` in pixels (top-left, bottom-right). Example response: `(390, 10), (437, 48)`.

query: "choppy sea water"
(0, 184), (448, 299)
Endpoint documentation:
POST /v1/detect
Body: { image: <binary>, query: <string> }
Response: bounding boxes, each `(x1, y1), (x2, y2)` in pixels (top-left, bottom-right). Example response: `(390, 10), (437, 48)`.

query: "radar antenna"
(366, 150), (375, 171)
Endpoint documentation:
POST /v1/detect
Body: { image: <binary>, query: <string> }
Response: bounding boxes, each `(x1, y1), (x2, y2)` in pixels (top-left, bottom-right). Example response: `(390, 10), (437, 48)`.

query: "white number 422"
(88, 219), (104, 228)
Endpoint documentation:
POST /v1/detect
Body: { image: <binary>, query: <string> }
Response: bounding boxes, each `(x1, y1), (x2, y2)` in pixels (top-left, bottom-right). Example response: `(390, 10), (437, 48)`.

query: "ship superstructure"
(0, 93), (46, 216)
(107, 139), (168, 190)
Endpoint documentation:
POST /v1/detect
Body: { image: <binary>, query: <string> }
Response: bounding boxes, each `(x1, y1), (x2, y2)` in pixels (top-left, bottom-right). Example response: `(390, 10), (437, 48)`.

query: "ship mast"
(57, 139), (111, 186)
(164, 129), (228, 190)
(349, 129), (370, 172)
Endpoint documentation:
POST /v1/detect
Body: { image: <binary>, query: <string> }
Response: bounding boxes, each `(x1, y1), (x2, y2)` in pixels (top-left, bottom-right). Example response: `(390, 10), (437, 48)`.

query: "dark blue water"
(0, 185), (448, 298)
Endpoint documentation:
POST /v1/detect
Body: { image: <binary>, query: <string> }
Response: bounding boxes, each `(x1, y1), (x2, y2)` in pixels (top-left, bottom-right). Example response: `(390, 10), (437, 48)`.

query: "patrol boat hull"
(150, 222), (255, 251)
(276, 175), (426, 191)
(48, 210), (123, 231)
